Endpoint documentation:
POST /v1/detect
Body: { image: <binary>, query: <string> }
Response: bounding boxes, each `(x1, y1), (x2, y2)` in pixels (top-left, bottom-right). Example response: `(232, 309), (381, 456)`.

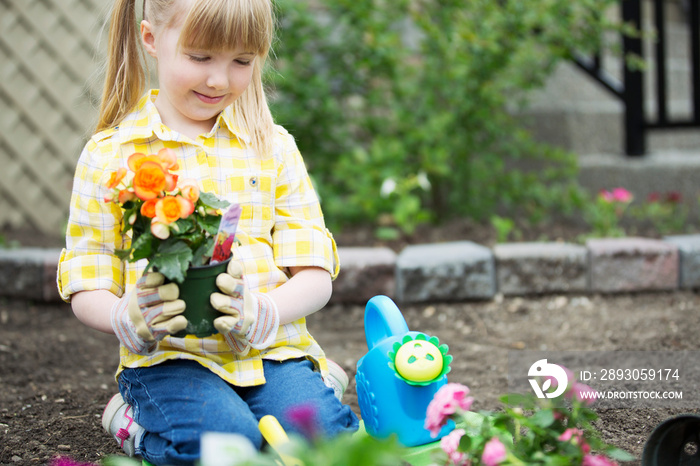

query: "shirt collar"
(220, 105), (251, 145)
(117, 90), (251, 145)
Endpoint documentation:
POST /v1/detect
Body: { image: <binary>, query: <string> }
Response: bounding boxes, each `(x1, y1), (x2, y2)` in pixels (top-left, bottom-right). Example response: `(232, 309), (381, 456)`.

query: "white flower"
(380, 178), (397, 197)
(417, 171), (431, 191)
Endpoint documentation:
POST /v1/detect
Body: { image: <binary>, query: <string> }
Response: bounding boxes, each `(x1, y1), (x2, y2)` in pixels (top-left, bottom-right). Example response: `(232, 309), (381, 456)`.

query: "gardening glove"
(211, 260), (280, 354)
(110, 272), (187, 355)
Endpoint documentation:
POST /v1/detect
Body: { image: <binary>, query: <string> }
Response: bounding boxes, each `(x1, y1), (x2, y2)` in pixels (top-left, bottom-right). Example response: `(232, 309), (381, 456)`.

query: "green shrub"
(270, 0), (619, 235)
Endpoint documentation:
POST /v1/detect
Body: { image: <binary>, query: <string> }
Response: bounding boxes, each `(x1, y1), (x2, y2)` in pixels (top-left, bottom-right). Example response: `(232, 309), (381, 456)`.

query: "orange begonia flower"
(118, 189), (137, 204)
(133, 161), (167, 200)
(106, 167), (127, 190)
(179, 179), (200, 203)
(155, 196), (184, 224)
(140, 198), (158, 218)
(129, 153), (164, 171)
(165, 173), (179, 192)
(127, 153), (147, 172)
(151, 219), (170, 240)
(177, 195), (195, 218)
(157, 148), (179, 171)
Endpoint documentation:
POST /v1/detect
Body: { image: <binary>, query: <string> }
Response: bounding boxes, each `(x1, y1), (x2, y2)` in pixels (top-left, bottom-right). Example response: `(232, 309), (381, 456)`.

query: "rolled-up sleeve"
(57, 138), (127, 301)
(271, 133), (339, 279)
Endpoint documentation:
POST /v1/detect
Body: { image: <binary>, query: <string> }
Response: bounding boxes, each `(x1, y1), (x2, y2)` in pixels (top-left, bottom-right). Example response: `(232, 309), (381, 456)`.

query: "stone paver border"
(2, 235), (698, 304)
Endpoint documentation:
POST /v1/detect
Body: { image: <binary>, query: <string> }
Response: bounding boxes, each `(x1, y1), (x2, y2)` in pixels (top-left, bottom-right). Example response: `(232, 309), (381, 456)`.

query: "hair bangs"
(178, 0), (273, 55)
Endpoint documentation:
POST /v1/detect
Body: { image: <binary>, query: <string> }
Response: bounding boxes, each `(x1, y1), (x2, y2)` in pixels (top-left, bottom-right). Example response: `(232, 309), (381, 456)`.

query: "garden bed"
(2, 291), (699, 464)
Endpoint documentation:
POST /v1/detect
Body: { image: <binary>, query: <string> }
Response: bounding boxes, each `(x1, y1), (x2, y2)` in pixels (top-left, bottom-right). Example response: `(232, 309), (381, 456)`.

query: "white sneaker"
(324, 359), (349, 401)
(102, 393), (144, 457)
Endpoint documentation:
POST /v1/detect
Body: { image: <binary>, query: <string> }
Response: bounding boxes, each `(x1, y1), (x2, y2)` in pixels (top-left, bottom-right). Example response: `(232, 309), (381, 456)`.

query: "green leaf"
(500, 393), (536, 409)
(101, 456), (143, 466)
(605, 447), (636, 462)
(197, 214), (223, 237)
(114, 248), (132, 262)
(541, 454), (579, 466)
(173, 217), (196, 234)
(531, 409), (555, 428)
(198, 191), (231, 210)
(457, 432), (472, 451)
(128, 232), (154, 262)
(150, 240), (194, 283)
(374, 226), (400, 240)
(190, 237), (215, 267)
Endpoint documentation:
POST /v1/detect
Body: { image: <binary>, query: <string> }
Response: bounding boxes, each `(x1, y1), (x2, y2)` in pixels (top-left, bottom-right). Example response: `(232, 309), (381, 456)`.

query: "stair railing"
(573, 0), (700, 156)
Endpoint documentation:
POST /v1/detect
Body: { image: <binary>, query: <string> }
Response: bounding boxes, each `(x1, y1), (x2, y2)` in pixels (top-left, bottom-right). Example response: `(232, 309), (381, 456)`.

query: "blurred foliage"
(270, 0), (620, 235)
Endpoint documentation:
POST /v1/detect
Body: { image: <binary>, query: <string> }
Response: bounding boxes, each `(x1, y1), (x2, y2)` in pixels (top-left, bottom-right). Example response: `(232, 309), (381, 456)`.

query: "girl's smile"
(193, 91), (227, 105)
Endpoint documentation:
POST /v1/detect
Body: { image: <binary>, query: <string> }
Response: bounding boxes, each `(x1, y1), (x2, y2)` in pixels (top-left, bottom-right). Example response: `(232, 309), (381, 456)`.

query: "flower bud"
(151, 220), (170, 240)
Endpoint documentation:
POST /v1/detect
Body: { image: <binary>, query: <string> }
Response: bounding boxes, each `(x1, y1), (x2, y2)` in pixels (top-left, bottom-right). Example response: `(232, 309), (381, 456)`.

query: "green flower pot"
(172, 258), (230, 338)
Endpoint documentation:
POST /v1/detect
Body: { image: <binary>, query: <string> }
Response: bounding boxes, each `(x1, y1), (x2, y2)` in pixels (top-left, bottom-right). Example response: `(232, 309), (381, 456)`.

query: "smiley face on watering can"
(394, 339), (444, 383)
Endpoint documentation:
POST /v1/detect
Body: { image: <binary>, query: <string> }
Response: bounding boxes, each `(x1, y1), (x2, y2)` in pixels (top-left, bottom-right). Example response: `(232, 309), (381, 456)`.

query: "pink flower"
(611, 188), (633, 203)
(481, 437), (507, 466)
(558, 427), (582, 441)
(425, 383), (474, 437)
(558, 428), (591, 454)
(440, 428), (471, 465)
(286, 402), (319, 440)
(599, 189), (614, 202)
(568, 382), (598, 405)
(582, 454), (618, 466)
(600, 188), (633, 203)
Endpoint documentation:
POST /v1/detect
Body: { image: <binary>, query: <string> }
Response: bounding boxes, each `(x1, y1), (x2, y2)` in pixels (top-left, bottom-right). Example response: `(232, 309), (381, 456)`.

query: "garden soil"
(1, 221), (700, 465)
(3, 293), (700, 465)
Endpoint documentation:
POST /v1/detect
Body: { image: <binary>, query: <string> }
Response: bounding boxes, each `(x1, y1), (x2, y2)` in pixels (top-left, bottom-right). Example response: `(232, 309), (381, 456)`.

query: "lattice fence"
(0, 0), (108, 237)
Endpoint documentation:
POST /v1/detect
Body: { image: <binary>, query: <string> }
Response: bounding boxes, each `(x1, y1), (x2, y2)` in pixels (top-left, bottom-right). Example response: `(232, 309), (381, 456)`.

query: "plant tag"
(211, 203), (242, 264)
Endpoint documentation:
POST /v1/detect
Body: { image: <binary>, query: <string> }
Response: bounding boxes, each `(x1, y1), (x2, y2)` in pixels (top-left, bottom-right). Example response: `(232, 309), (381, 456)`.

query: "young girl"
(57, 0), (358, 463)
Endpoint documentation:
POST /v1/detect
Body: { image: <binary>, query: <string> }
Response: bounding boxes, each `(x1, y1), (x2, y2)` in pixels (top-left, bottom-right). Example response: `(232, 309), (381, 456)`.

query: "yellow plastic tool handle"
(258, 415), (304, 466)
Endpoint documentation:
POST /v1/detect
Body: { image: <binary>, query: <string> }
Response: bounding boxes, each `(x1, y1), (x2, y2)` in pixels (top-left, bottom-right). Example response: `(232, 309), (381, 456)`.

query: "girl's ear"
(141, 20), (157, 58)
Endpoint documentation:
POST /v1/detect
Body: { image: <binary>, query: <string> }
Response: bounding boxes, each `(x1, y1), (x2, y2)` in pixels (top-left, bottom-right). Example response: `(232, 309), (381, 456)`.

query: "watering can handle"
(364, 295), (409, 350)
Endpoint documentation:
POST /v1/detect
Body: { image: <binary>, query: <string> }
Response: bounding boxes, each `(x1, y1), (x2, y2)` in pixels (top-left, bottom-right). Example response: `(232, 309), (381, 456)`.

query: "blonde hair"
(97, 0), (275, 156)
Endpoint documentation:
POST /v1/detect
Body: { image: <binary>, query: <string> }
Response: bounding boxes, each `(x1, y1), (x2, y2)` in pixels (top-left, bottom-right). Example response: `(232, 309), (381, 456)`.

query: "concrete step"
(576, 150), (700, 211)
(521, 105), (700, 155)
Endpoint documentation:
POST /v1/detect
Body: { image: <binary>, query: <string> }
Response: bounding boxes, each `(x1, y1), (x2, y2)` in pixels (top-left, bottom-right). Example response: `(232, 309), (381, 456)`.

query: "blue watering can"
(355, 295), (454, 447)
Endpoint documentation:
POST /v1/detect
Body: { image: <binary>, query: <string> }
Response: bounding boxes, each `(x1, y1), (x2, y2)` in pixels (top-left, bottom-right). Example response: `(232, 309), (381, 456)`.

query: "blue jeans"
(118, 358), (359, 465)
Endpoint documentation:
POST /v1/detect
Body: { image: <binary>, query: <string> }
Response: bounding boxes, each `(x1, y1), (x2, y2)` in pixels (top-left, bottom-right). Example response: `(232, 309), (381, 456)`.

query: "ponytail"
(96, 0), (146, 133)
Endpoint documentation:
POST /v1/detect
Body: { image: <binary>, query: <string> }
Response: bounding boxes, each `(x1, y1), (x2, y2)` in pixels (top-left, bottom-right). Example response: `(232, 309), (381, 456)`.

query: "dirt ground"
(2, 290), (700, 465)
(2, 219), (700, 465)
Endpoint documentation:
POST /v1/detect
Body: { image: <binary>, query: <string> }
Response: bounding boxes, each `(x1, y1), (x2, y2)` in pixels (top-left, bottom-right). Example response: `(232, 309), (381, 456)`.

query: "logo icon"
(528, 359), (568, 399)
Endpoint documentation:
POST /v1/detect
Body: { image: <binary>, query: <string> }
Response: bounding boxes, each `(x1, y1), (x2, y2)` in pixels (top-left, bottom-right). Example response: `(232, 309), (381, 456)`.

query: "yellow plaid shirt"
(57, 91), (339, 386)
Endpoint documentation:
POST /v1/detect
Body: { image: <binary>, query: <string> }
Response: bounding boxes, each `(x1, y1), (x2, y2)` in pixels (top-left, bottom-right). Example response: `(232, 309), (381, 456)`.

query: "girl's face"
(141, 14), (256, 138)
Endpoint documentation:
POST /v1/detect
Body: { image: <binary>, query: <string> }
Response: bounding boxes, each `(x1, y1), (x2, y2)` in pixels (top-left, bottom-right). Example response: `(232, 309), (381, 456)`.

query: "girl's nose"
(206, 66), (229, 90)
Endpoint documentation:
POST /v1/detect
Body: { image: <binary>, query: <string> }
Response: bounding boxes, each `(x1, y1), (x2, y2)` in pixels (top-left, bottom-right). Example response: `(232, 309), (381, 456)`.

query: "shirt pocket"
(227, 170), (276, 238)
